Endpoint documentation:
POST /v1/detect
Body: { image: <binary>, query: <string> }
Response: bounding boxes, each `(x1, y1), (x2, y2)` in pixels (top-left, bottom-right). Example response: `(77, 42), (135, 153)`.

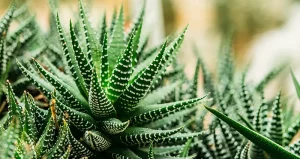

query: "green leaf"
(109, 148), (141, 159)
(213, 129), (231, 159)
(204, 106), (300, 159)
(98, 118), (129, 135)
(99, 13), (107, 45)
(67, 123), (94, 158)
(56, 14), (88, 97)
(291, 69), (300, 99)
(107, 33), (135, 102)
(25, 93), (47, 135)
(239, 76), (254, 122)
(89, 70), (116, 118)
(33, 58), (89, 112)
(267, 92), (283, 146)
(69, 20), (93, 90)
(83, 130), (112, 152)
(190, 59), (200, 98)
(193, 46), (216, 104)
(131, 18), (143, 68)
(148, 143), (154, 159)
(151, 27), (188, 90)
(6, 15), (35, 46)
(283, 117), (300, 146)
(23, 95), (38, 142)
(55, 97), (96, 131)
(100, 16), (109, 89)
(0, 117), (20, 159)
(108, 5), (126, 73)
(118, 126), (183, 146)
(126, 2), (145, 42)
(180, 138), (192, 157)
(114, 41), (167, 115)
(35, 113), (57, 158)
(78, 0), (94, 62)
(289, 139), (300, 156)
(154, 132), (205, 146)
(130, 96), (207, 126)
(101, 31), (109, 87)
(145, 107), (197, 129)
(59, 145), (72, 159)
(0, 3), (15, 36)
(42, 56), (77, 88)
(6, 81), (22, 117)
(138, 81), (180, 106)
(46, 120), (69, 158)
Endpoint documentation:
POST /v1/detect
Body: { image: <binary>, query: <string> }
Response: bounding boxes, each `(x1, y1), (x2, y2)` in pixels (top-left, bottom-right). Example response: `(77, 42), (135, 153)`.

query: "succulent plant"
(1, 1), (209, 158)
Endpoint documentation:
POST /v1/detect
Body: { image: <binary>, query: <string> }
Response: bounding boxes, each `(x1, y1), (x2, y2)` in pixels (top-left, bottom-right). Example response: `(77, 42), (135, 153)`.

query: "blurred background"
(0, 0), (299, 98)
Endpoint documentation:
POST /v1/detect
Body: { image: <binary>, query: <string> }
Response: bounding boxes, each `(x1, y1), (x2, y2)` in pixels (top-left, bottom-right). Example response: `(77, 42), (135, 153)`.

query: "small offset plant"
(1, 1), (300, 159)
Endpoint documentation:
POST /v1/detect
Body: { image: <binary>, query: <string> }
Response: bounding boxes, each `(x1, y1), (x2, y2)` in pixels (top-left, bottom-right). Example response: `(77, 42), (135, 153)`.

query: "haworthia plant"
(4, 0), (207, 158)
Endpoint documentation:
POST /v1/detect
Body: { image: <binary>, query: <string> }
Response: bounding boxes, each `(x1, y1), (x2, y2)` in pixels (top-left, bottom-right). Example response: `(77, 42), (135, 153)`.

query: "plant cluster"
(0, 1), (299, 159)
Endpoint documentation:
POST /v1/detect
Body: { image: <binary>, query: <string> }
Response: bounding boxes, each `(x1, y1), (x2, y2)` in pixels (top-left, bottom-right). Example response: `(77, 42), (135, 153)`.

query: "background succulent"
(0, 0), (64, 119)
(187, 35), (300, 159)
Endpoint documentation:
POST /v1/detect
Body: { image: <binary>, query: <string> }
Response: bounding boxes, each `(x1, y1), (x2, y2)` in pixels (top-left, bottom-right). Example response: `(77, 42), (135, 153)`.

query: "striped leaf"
(42, 56), (77, 88)
(153, 132), (205, 146)
(130, 96), (207, 126)
(25, 93), (47, 135)
(33, 59), (89, 112)
(213, 129), (231, 159)
(148, 143), (154, 159)
(59, 145), (72, 159)
(190, 59), (200, 98)
(108, 5), (126, 73)
(100, 17), (109, 89)
(109, 148), (141, 159)
(267, 92), (283, 146)
(114, 41), (167, 115)
(0, 117), (20, 159)
(35, 113), (57, 158)
(107, 33), (135, 102)
(55, 98), (96, 131)
(66, 123), (94, 158)
(89, 70), (116, 118)
(289, 139), (300, 156)
(0, 3), (15, 36)
(69, 21), (93, 90)
(83, 130), (112, 152)
(56, 14), (88, 97)
(118, 126), (183, 146)
(78, 0), (93, 62)
(239, 76), (254, 123)
(98, 118), (130, 135)
(283, 118), (300, 146)
(46, 120), (69, 158)
(23, 98), (38, 142)
(218, 120), (238, 157)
